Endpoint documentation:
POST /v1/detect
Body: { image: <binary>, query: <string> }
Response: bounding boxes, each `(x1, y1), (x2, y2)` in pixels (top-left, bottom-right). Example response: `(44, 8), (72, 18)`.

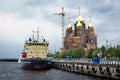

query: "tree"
(53, 46), (120, 59)
(53, 51), (62, 59)
(100, 45), (106, 57)
(92, 48), (100, 57)
(86, 48), (94, 58)
(61, 47), (86, 58)
(114, 48), (120, 58)
(105, 47), (114, 58)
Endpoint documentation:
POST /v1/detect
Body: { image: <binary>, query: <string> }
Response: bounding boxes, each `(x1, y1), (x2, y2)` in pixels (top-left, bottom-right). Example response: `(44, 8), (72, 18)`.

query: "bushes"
(53, 46), (120, 59)
(54, 47), (86, 58)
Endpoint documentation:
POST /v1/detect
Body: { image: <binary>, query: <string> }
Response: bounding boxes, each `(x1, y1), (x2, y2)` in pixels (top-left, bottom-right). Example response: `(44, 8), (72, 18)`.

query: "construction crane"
(104, 39), (115, 48)
(104, 39), (109, 49)
(53, 7), (65, 49)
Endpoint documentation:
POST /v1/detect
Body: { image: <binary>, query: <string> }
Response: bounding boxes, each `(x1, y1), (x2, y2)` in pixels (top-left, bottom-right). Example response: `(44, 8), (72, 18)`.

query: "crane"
(104, 39), (109, 49)
(53, 7), (65, 49)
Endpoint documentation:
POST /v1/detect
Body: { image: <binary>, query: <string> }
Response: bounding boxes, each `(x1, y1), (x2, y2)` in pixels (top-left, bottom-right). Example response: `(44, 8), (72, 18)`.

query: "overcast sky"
(0, 0), (120, 58)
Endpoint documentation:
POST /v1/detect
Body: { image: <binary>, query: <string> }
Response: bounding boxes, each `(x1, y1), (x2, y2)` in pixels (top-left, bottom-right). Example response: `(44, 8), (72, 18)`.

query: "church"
(64, 10), (97, 51)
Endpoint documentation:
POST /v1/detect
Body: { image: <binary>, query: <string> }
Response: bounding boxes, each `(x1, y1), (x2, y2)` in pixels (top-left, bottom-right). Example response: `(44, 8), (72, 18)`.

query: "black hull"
(21, 58), (52, 70)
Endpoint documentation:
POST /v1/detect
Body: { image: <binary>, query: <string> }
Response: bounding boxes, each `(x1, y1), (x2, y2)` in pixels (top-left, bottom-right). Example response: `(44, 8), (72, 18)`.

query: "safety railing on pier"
(52, 58), (120, 65)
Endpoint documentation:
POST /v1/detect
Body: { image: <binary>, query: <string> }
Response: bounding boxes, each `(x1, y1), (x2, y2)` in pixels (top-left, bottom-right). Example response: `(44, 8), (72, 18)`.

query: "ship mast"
(32, 27), (41, 41)
(53, 7), (65, 49)
(37, 27), (40, 41)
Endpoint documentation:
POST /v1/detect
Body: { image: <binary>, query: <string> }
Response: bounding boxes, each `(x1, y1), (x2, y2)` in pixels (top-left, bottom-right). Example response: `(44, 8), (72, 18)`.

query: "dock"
(52, 59), (120, 80)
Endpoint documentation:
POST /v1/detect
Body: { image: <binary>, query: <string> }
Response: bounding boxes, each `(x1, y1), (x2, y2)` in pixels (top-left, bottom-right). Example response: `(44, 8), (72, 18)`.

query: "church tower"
(74, 8), (86, 46)
(66, 17), (72, 37)
(64, 18), (73, 50)
(85, 17), (97, 49)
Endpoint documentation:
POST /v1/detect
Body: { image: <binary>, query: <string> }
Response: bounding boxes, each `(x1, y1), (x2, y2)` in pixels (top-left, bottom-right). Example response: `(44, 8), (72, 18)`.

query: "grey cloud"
(0, 0), (53, 19)
(24, 0), (54, 6)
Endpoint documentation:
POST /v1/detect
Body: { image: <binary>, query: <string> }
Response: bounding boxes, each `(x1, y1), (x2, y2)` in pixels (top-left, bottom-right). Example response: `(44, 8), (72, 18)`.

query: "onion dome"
(76, 16), (84, 22)
(76, 21), (82, 27)
(67, 23), (72, 29)
(88, 17), (93, 27)
(88, 23), (93, 27)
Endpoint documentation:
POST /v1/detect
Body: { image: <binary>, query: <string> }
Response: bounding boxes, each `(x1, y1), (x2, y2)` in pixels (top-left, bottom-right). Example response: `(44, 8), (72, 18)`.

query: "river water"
(0, 62), (108, 80)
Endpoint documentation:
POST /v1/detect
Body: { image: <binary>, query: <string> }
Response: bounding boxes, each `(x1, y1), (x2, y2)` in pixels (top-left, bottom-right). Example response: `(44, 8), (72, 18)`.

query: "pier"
(52, 59), (120, 80)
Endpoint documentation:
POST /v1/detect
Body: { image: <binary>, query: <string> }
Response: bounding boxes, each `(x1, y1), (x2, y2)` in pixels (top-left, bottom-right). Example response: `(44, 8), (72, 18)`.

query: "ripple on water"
(0, 62), (107, 80)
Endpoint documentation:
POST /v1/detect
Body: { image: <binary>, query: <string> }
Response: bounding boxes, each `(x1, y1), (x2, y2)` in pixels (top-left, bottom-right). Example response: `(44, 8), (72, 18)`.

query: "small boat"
(21, 28), (52, 70)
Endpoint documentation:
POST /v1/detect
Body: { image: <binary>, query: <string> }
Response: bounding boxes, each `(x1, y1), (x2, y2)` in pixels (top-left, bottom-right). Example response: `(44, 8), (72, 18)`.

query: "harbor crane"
(53, 7), (65, 49)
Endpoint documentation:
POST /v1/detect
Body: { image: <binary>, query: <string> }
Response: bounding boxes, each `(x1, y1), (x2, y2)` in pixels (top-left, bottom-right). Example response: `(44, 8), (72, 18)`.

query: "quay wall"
(52, 60), (120, 80)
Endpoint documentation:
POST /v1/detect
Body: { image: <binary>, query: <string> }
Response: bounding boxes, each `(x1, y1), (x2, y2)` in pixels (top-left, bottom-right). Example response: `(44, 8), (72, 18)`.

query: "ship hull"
(21, 58), (52, 70)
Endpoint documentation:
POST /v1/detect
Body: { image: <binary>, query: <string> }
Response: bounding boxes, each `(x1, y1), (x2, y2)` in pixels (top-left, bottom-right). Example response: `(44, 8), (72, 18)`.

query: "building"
(64, 10), (97, 51)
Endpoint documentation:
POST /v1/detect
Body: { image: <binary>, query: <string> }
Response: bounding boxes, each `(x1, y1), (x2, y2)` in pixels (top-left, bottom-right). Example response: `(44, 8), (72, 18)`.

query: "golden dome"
(67, 23), (72, 29)
(76, 21), (82, 27)
(76, 16), (84, 22)
(67, 17), (72, 29)
(88, 23), (93, 27)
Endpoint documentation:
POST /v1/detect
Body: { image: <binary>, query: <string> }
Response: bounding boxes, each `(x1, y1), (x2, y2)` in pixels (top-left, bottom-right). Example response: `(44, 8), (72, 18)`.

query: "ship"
(21, 28), (52, 70)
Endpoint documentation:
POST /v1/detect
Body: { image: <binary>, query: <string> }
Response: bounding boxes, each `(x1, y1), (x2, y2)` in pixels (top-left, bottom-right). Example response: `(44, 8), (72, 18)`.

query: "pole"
(61, 7), (65, 48)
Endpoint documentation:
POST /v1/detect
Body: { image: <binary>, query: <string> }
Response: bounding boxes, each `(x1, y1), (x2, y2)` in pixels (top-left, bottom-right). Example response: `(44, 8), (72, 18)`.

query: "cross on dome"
(67, 17), (72, 29)
(76, 7), (84, 22)
(88, 16), (93, 27)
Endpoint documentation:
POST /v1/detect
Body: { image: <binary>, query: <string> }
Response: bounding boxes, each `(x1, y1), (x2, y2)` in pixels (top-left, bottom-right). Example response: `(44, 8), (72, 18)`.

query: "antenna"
(53, 7), (65, 48)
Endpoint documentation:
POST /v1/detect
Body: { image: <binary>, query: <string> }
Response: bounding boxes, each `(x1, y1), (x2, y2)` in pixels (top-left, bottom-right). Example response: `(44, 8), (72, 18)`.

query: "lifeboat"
(21, 52), (27, 58)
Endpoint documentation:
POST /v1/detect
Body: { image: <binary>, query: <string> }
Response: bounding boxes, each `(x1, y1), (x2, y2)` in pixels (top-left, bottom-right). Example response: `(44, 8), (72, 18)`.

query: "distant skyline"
(0, 0), (120, 58)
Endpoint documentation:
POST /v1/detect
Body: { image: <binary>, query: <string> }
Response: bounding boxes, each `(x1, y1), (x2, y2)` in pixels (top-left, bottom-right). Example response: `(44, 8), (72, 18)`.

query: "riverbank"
(0, 58), (18, 62)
